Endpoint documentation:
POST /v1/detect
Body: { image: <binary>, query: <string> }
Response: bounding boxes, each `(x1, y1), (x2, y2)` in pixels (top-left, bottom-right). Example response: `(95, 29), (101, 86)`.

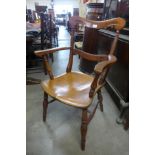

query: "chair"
(28, 13), (53, 74)
(34, 16), (126, 150)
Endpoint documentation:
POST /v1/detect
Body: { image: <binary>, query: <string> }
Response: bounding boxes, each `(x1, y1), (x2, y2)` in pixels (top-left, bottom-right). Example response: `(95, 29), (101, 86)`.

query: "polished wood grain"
(89, 72), (100, 98)
(34, 16), (125, 151)
(109, 30), (120, 55)
(89, 55), (117, 98)
(41, 72), (94, 108)
(74, 49), (108, 61)
(69, 16), (126, 30)
(94, 55), (117, 74)
(43, 55), (54, 79)
(66, 31), (74, 72)
(35, 47), (71, 57)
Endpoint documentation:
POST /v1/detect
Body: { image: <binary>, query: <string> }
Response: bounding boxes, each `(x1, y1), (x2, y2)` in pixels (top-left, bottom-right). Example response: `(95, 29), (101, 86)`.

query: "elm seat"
(41, 71), (94, 108)
(34, 16), (125, 150)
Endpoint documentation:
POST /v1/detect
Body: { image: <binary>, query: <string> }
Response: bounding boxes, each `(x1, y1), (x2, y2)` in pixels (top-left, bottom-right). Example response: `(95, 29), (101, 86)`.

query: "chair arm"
(94, 55), (117, 73)
(89, 55), (117, 97)
(74, 48), (108, 61)
(34, 47), (71, 57)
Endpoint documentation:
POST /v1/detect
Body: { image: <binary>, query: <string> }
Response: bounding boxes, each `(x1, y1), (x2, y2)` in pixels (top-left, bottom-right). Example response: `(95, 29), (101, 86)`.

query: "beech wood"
(43, 55), (54, 79)
(41, 72), (94, 108)
(94, 55), (117, 74)
(34, 16), (125, 151)
(69, 16), (126, 30)
(66, 31), (74, 72)
(74, 49), (108, 61)
(109, 30), (119, 55)
(81, 109), (88, 150)
(89, 72), (100, 98)
(35, 47), (71, 57)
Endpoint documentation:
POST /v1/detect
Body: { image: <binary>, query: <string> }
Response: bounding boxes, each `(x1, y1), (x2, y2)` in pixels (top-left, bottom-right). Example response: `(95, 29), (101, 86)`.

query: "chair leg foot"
(43, 92), (48, 122)
(97, 90), (103, 112)
(81, 109), (88, 151)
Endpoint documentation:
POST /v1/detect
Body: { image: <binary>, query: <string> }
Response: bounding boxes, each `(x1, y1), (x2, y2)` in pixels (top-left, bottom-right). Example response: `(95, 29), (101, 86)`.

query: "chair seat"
(41, 71), (94, 108)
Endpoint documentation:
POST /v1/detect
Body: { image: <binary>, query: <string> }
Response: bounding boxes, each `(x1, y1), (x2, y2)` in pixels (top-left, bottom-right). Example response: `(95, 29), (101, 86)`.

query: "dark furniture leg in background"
(116, 100), (129, 130)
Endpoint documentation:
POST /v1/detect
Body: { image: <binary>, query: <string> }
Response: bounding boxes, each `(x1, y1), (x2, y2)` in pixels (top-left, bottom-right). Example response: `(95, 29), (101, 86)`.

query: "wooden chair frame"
(34, 16), (125, 150)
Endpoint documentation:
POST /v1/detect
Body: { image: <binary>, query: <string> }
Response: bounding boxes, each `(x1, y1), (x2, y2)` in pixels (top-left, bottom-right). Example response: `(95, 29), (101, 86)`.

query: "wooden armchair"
(34, 16), (125, 150)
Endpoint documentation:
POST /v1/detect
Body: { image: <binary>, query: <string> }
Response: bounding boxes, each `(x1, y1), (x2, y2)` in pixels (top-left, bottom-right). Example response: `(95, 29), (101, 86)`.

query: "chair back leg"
(43, 92), (48, 122)
(81, 108), (88, 150)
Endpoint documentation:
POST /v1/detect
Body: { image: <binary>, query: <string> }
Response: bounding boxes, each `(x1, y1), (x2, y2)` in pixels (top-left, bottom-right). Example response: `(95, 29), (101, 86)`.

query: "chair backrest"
(66, 16), (125, 73)
(35, 16), (125, 97)
(66, 16), (126, 97)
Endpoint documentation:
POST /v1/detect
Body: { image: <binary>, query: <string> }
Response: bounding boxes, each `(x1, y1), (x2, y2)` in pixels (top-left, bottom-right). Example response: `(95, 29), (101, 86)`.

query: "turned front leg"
(97, 90), (103, 112)
(81, 108), (88, 151)
(43, 92), (48, 122)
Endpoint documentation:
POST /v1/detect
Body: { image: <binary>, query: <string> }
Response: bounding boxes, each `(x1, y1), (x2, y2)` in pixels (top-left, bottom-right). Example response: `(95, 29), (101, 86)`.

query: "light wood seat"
(41, 71), (94, 108)
(34, 16), (126, 151)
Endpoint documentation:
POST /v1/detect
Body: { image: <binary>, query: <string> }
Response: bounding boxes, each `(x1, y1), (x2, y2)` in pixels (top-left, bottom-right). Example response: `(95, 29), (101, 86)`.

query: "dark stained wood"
(43, 92), (48, 122)
(79, 27), (99, 73)
(86, 3), (104, 21)
(97, 29), (129, 106)
(48, 99), (56, 104)
(79, 20), (123, 73)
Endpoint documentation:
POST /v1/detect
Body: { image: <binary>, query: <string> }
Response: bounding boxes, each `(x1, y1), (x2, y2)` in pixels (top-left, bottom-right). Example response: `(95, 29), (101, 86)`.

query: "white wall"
(26, 0), (79, 12)
(54, 0), (79, 15)
(54, 0), (79, 8)
(26, 0), (52, 10)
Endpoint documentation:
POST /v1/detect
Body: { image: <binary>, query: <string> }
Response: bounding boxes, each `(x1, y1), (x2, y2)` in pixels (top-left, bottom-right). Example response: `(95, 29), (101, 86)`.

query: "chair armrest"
(74, 48), (108, 61)
(94, 55), (117, 73)
(34, 47), (71, 57)
(89, 55), (117, 97)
